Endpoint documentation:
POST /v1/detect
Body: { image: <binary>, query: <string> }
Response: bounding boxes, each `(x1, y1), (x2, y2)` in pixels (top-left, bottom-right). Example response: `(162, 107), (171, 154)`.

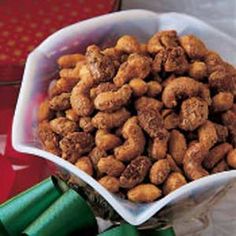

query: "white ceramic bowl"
(12, 10), (236, 225)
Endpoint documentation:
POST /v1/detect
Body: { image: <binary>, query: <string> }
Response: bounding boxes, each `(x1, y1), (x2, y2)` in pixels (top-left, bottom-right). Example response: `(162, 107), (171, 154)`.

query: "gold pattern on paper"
(64, 3), (71, 7)
(7, 40), (16, 46)
(20, 58), (26, 64)
(25, 14), (31, 19)
(10, 18), (18, 23)
(98, 3), (104, 9)
(49, 27), (57, 33)
(38, 10), (44, 16)
(16, 27), (23, 33)
(44, 19), (51, 24)
(21, 36), (29, 42)
(14, 50), (22, 56)
(71, 11), (77, 17)
(2, 31), (10, 36)
(57, 15), (64, 20)
(52, 6), (59, 12)
(35, 32), (43, 38)
(84, 7), (91, 13)
(27, 45), (34, 51)
(30, 23), (37, 29)
(0, 54), (7, 60)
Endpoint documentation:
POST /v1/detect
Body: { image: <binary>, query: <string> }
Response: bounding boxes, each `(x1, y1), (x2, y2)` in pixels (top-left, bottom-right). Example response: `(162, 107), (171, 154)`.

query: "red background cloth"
(0, 0), (119, 203)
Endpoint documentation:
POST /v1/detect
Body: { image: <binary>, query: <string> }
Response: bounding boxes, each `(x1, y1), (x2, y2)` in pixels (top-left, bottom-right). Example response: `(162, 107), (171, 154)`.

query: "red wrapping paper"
(0, 0), (119, 203)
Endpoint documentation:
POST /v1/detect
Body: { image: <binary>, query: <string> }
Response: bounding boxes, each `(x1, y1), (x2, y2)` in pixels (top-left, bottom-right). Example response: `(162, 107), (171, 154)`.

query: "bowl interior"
(12, 10), (236, 225)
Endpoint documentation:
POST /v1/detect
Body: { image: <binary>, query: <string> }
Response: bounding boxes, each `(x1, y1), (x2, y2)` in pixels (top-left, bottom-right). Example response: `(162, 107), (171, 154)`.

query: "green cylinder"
(98, 224), (139, 236)
(0, 177), (62, 236)
(23, 189), (97, 236)
(140, 225), (176, 236)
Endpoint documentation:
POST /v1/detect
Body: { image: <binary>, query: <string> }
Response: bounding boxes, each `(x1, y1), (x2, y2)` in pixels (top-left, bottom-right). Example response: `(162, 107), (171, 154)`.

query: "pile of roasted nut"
(38, 30), (236, 203)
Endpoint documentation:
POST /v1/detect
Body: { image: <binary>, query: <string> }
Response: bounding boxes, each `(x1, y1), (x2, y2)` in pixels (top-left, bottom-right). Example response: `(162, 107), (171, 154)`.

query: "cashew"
(70, 65), (94, 116)
(86, 45), (115, 82)
(152, 47), (188, 74)
(148, 130), (169, 160)
(227, 149), (236, 168)
(147, 30), (178, 54)
(97, 156), (125, 177)
(89, 147), (107, 167)
(50, 117), (77, 136)
(212, 160), (229, 174)
(228, 126), (236, 148)
(129, 79), (148, 97)
(94, 84), (132, 112)
(119, 156), (151, 188)
(49, 63), (86, 98)
(221, 106), (236, 147)
(203, 143), (233, 169)
(209, 68), (236, 95)
(114, 117), (145, 162)
(162, 77), (211, 108)
(188, 140), (199, 148)
(179, 97), (209, 131)
(179, 35), (207, 59)
(204, 50), (224, 74)
(95, 130), (121, 151)
(169, 130), (187, 165)
(166, 154), (183, 173)
(113, 53), (151, 87)
(147, 81), (162, 97)
(163, 172), (187, 195)
(59, 68), (81, 80)
(49, 92), (71, 111)
(128, 184), (162, 203)
(102, 47), (123, 69)
(150, 159), (171, 185)
(136, 99), (165, 138)
(214, 123), (229, 143)
(79, 117), (94, 133)
(164, 47), (189, 74)
(222, 109), (236, 127)
(38, 121), (61, 156)
(90, 82), (117, 100)
(152, 49), (166, 73)
(115, 35), (141, 54)
(75, 156), (93, 176)
(59, 60), (86, 79)
(92, 107), (131, 130)
(99, 176), (120, 193)
(163, 111), (179, 130)
(183, 142), (209, 180)
(198, 121), (217, 150)
(57, 53), (85, 68)
(38, 99), (54, 122)
(212, 92), (234, 112)
(189, 61), (207, 80)
(135, 96), (163, 112)
(59, 132), (94, 163)
(65, 109), (80, 122)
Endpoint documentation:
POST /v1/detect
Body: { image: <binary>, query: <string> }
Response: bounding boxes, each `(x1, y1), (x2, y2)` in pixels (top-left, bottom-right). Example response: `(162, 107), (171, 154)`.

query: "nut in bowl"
(12, 10), (236, 225)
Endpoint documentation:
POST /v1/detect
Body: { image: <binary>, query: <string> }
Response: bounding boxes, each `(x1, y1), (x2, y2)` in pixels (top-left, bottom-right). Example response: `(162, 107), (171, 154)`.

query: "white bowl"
(12, 9), (236, 225)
